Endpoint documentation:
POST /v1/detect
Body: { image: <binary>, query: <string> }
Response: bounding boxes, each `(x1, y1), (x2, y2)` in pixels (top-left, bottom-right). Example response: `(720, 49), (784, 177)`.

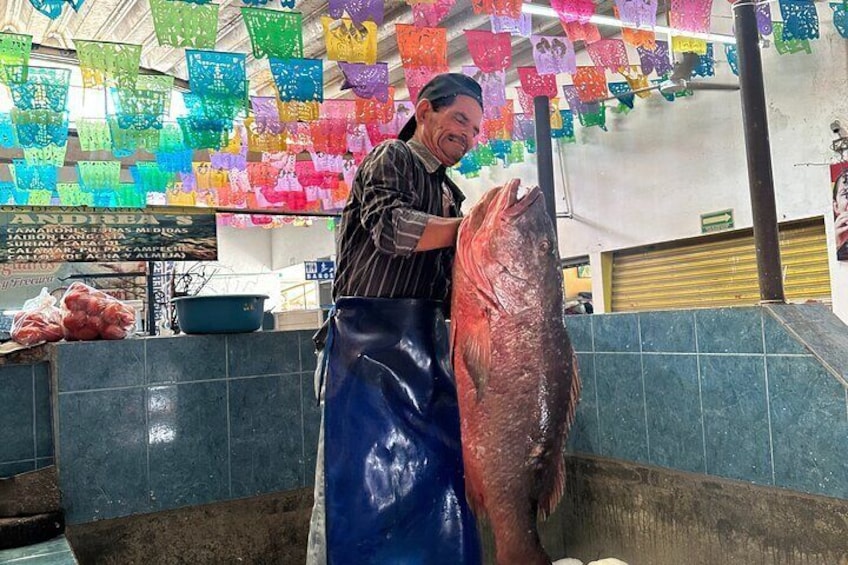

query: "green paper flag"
(24, 142), (67, 166)
(578, 105), (607, 130)
(0, 32), (31, 85)
(773, 22), (813, 55)
(108, 117), (160, 155)
(77, 118), (112, 152)
(77, 160), (122, 191)
(115, 184), (146, 208)
(158, 123), (185, 153)
(58, 183), (94, 206)
(243, 7), (304, 59)
(150, 0), (219, 49)
(75, 39), (142, 89)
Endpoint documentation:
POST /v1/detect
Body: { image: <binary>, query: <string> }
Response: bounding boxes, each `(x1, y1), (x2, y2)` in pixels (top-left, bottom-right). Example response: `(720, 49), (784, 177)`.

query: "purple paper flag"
(637, 40), (672, 76)
(491, 13), (532, 36)
(562, 84), (600, 115)
(462, 65), (507, 109)
(339, 62), (389, 103)
(530, 35), (577, 75)
(328, 0), (383, 25)
(391, 101), (414, 135)
(210, 152), (247, 171)
(614, 0), (657, 27)
(513, 113), (535, 141)
(250, 96), (279, 119)
(756, 2), (773, 36)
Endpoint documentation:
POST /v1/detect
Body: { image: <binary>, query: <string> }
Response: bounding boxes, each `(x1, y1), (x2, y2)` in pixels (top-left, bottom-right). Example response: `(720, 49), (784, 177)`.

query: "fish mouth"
(503, 184), (541, 218)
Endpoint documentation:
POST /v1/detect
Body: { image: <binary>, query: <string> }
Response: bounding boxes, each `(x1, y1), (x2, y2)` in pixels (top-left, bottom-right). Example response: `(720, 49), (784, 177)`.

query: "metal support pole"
(146, 261), (157, 336)
(533, 95), (558, 241)
(734, 0), (785, 303)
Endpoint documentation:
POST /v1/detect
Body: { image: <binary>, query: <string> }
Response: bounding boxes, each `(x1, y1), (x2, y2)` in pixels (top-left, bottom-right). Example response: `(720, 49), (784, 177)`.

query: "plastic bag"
(10, 288), (65, 346)
(60, 282), (137, 341)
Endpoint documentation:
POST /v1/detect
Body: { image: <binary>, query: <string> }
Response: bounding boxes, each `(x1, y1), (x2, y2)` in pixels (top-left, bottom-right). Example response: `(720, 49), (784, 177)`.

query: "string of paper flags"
(0, 0), (842, 228)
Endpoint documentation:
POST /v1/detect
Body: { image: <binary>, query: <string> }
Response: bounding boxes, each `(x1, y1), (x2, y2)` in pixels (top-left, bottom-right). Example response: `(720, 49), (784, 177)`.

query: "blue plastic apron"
(320, 296), (481, 565)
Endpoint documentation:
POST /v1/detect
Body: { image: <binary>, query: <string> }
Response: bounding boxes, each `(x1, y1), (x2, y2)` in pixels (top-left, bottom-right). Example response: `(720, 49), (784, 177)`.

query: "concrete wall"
(454, 7), (848, 318)
(176, 225), (280, 308)
(63, 458), (848, 565)
(272, 11), (848, 318)
(269, 221), (337, 271)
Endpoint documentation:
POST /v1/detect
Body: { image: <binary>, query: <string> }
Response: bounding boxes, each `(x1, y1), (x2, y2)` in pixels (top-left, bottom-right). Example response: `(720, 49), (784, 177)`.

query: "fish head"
(458, 180), (562, 315)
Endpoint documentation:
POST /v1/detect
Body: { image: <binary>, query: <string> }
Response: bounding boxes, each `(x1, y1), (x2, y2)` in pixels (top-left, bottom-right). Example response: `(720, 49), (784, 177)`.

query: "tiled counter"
(564, 305), (848, 501)
(51, 330), (320, 525)
(0, 362), (53, 477)
(2, 305), (846, 534)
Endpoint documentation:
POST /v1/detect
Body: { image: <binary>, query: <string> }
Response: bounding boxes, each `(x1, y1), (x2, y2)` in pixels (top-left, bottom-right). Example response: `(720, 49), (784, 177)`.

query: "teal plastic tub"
(172, 294), (269, 334)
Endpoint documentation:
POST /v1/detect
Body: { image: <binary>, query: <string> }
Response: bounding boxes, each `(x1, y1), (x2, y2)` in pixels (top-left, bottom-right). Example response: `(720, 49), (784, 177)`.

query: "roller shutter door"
(611, 218), (831, 312)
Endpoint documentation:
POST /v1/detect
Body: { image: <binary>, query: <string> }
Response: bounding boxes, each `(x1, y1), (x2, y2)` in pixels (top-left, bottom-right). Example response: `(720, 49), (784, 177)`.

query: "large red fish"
(450, 179), (581, 565)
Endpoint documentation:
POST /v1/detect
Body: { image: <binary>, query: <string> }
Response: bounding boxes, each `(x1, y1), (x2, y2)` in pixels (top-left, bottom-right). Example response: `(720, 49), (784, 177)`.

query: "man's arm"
(414, 217), (462, 252)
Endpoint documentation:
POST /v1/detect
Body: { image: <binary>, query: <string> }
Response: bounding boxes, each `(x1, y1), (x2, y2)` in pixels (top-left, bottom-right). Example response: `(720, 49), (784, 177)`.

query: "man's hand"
(413, 179), (520, 253)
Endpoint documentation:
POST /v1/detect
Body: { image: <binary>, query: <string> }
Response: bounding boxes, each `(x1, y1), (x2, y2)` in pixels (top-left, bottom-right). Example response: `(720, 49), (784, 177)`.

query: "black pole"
(533, 95), (558, 241)
(146, 261), (156, 336)
(734, 0), (785, 303)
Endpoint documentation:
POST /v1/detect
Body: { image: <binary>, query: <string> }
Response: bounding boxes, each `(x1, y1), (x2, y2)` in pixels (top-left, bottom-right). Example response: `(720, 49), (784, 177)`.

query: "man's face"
(835, 175), (848, 215)
(417, 94), (483, 166)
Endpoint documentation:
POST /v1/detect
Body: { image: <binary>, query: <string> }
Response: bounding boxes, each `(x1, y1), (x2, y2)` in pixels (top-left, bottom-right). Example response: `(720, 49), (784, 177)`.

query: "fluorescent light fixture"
(521, 3), (737, 45)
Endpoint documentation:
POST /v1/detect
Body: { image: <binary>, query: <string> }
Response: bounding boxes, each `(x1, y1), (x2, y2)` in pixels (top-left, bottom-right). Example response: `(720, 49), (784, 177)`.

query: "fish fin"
(538, 451), (565, 522)
(539, 347), (581, 522)
(563, 347), (583, 435)
(462, 329), (491, 402)
(456, 219), (501, 313)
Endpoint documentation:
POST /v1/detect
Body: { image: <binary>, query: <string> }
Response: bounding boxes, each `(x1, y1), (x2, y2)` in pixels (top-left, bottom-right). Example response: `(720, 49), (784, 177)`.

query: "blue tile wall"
(593, 313), (639, 352)
(762, 314), (809, 355)
(52, 330), (319, 525)
(147, 382), (230, 511)
(0, 364), (34, 465)
(594, 353), (649, 463)
(56, 339), (145, 392)
(565, 307), (848, 501)
(230, 374), (304, 497)
(767, 356), (848, 499)
(564, 316), (593, 352)
(57, 388), (149, 522)
(228, 331), (300, 377)
(640, 311), (696, 353)
(0, 362), (53, 478)
(146, 334), (227, 383)
(643, 354), (705, 474)
(695, 307), (763, 354)
(699, 355), (772, 486)
(8, 306), (846, 528)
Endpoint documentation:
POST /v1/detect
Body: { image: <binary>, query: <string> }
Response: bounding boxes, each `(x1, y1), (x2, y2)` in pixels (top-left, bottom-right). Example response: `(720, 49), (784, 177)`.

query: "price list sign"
(0, 206), (218, 263)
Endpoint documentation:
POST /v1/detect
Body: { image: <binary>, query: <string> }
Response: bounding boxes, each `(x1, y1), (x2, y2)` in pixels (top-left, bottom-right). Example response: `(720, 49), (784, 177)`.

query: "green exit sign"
(701, 209), (734, 233)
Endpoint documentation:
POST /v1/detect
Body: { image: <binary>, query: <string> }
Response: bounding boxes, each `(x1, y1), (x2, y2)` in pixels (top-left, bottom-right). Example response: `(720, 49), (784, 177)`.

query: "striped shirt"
(332, 139), (465, 306)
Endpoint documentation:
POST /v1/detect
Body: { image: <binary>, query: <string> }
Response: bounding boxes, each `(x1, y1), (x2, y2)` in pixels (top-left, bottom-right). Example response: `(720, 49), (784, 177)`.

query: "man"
(306, 74), (512, 565)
